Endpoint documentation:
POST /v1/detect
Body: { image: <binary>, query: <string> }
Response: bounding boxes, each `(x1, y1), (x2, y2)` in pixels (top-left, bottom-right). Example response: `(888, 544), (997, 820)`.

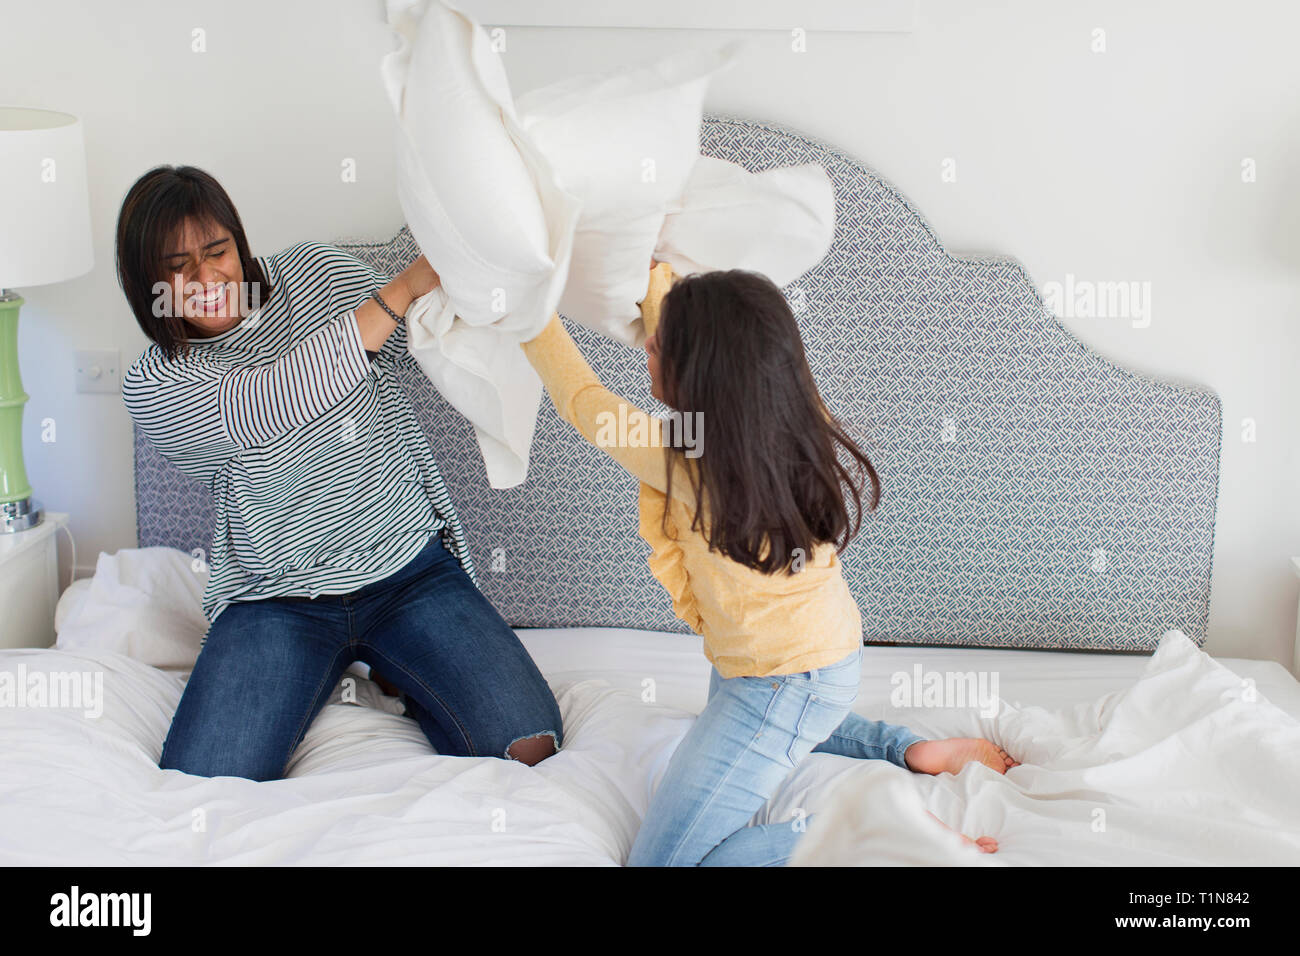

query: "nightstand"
(0, 511), (70, 649)
(1292, 557), (1300, 678)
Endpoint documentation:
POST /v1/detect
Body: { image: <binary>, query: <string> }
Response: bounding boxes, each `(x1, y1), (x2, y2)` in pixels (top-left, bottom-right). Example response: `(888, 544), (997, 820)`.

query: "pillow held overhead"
(380, 0), (836, 489)
(381, 0), (570, 326)
(515, 43), (742, 345)
(382, 0), (581, 487)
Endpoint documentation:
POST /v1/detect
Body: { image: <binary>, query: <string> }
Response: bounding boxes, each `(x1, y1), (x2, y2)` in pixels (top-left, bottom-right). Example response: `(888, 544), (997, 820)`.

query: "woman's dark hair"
(115, 165), (270, 359)
(657, 269), (881, 575)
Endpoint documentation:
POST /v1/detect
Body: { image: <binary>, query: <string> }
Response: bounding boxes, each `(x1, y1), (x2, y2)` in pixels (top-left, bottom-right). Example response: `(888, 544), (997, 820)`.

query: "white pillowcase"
(381, 0), (836, 489)
(383, 0), (582, 487)
(656, 156), (836, 285)
(54, 548), (208, 672)
(381, 0), (576, 328)
(403, 284), (549, 490)
(54, 550), (401, 699)
(515, 43), (740, 345)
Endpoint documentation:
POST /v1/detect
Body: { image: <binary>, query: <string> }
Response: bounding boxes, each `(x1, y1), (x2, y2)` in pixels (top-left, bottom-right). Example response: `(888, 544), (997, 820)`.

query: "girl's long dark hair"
(657, 269), (881, 575)
(115, 165), (270, 359)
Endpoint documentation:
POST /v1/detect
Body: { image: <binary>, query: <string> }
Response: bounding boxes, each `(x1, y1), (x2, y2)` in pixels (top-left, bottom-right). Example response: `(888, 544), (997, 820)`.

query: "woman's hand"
(401, 255), (441, 300)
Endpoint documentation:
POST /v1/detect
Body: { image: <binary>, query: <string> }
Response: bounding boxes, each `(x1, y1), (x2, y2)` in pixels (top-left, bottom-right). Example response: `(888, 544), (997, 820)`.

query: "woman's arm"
(126, 247), (443, 479)
(354, 276), (411, 352)
(124, 310), (374, 468)
(309, 242), (439, 353)
(357, 255), (441, 351)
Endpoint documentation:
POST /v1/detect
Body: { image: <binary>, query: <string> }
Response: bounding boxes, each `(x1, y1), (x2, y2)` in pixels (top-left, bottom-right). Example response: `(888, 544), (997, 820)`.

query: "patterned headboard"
(133, 115), (1221, 651)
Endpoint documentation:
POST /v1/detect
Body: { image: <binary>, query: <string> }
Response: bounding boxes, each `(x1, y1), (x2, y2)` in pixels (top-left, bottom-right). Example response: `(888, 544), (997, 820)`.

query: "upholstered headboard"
(133, 115), (1221, 651)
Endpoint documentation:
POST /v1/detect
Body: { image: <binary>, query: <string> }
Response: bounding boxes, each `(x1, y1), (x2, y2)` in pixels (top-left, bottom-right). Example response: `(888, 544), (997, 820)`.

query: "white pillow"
(383, 0), (582, 488)
(51, 550), (412, 720)
(382, 1), (835, 489)
(55, 547), (208, 671)
(515, 43), (741, 345)
(52, 577), (93, 634)
(404, 283), (548, 488)
(656, 156), (836, 285)
(381, 0), (577, 328)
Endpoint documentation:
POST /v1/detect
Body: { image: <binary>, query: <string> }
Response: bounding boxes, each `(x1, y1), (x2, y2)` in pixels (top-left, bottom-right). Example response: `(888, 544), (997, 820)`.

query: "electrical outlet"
(75, 349), (121, 394)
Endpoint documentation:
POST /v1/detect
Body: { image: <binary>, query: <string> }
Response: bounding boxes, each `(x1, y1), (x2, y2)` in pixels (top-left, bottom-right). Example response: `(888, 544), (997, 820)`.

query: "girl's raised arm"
(520, 263), (692, 502)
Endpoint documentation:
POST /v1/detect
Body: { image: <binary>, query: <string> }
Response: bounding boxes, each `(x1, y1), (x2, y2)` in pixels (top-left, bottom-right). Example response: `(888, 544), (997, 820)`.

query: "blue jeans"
(160, 534), (562, 780)
(626, 648), (926, 866)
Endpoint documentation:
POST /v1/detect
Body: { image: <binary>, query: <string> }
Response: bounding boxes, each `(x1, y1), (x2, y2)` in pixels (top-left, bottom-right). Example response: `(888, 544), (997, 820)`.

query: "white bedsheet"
(789, 631), (1300, 866)
(2, 626), (1298, 865)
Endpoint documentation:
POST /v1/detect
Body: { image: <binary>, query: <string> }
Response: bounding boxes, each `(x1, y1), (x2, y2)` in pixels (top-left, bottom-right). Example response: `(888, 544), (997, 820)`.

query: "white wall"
(4, 0), (1297, 665)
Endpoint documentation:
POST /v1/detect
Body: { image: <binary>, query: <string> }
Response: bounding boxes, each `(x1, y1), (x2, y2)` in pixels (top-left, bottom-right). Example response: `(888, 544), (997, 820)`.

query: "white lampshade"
(0, 107), (94, 290)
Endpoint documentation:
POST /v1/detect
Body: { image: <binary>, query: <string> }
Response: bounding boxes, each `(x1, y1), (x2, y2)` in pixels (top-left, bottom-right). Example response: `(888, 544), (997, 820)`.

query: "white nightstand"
(0, 511), (70, 649)
(1292, 557), (1300, 679)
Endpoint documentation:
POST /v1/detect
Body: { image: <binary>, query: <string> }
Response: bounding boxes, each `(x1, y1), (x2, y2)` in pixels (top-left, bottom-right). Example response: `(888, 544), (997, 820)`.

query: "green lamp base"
(0, 290), (40, 534)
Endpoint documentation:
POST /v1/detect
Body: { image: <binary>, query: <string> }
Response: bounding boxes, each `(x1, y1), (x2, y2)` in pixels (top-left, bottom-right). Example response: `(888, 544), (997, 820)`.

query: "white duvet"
(790, 631), (1300, 866)
(0, 647), (686, 866)
(3, 625), (1299, 865)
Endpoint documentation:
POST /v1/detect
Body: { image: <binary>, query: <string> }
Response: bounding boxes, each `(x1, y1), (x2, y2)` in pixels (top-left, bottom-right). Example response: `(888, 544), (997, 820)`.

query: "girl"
(521, 261), (1016, 866)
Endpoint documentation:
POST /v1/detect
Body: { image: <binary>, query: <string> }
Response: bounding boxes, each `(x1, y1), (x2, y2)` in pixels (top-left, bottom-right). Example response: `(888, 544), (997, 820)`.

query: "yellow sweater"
(520, 265), (862, 678)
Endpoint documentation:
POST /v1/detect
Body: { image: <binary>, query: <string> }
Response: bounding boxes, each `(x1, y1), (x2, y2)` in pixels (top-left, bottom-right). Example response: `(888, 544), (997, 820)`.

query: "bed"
(3, 115), (1298, 866)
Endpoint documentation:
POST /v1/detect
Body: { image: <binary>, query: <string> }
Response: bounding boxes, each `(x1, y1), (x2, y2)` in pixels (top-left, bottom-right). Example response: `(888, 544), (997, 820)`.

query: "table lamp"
(0, 107), (94, 533)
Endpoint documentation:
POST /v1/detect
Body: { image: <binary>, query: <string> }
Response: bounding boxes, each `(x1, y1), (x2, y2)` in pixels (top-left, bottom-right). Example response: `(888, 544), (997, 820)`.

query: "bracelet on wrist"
(370, 290), (404, 325)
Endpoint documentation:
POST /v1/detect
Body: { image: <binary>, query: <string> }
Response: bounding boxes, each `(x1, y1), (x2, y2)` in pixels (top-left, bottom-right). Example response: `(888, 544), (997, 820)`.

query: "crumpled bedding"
(19, 548), (1296, 865)
(4, 629), (1297, 865)
(789, 631), (1300, 866)
(380, 0), (835, 487)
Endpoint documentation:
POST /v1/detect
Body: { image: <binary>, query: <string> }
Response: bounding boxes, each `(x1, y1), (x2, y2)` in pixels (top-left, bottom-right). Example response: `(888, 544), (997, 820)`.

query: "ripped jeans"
(160, 533), (562, 780)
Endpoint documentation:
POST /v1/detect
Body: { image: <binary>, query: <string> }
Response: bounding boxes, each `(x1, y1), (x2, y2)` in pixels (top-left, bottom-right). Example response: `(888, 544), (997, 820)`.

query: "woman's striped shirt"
(123, 240), (475, 627)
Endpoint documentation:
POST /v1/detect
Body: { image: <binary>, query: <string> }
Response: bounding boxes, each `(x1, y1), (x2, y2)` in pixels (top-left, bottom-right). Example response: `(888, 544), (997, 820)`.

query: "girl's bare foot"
(926, 811), (998, 853)
(904, 738), (1019, 776)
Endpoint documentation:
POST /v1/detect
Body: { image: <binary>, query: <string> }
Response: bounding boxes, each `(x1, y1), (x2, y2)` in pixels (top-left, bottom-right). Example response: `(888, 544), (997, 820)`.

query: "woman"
(520, 262), (1017, 865)
(116, 165), (561, 780)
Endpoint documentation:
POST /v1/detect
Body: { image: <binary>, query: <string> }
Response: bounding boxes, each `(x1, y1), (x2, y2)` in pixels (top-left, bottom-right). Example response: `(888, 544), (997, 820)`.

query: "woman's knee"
(504, 731), (558, 766)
